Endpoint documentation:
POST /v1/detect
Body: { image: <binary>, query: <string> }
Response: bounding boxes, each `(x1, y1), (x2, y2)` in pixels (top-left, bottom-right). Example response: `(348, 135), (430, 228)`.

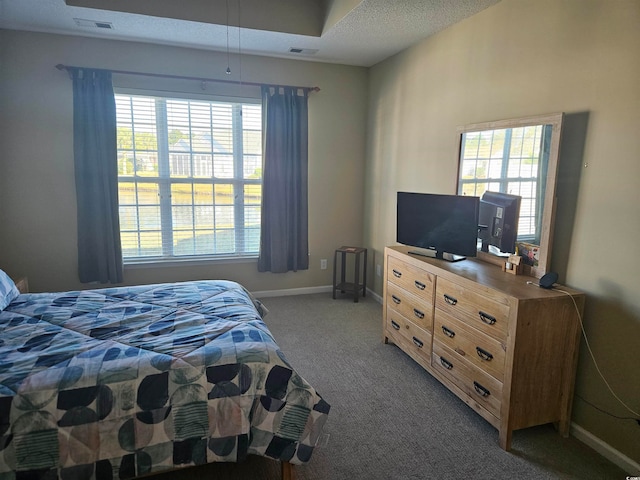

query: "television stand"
(408, 249), (466, 262)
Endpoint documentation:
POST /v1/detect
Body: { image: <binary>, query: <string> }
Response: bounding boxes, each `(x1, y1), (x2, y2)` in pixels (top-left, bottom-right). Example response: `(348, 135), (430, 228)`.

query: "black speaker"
(539, 271), (558, 289)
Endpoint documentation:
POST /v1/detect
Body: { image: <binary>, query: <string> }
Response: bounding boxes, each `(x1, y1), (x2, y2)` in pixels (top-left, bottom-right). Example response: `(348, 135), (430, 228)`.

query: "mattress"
(0, 280), (329, 479)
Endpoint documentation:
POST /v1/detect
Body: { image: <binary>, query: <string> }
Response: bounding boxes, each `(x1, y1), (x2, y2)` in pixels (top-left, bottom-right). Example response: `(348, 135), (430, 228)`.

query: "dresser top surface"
(386, 246), (583, 300)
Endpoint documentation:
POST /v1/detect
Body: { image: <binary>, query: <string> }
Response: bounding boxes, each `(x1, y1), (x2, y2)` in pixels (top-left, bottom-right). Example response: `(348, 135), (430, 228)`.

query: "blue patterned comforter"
(0, 280), (329, 479)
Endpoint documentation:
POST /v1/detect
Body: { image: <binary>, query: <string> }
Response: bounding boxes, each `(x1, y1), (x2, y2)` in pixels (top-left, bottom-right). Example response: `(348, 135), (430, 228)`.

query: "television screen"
(478, 191), (521, 255)
(397, 192), (479, 262)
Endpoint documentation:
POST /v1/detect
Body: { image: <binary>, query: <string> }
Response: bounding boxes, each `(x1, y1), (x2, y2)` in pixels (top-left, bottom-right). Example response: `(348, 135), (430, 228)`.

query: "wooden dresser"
(382, 246), (584, 450)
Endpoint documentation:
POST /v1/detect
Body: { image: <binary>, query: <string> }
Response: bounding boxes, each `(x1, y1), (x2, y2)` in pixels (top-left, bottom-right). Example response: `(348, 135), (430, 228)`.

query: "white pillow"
(0, 269), (20, 311)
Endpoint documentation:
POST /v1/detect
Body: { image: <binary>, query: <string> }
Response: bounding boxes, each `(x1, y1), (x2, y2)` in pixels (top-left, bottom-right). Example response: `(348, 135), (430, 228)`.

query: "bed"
(0, 271), (329, 480)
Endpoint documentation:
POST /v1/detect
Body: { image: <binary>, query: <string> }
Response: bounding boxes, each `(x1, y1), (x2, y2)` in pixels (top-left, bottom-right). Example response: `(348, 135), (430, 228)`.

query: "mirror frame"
(456, 112), (564, 279)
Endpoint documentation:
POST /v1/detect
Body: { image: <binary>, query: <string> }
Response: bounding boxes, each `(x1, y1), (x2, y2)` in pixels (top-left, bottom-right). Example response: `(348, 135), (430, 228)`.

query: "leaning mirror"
(456, 113), (564, 278)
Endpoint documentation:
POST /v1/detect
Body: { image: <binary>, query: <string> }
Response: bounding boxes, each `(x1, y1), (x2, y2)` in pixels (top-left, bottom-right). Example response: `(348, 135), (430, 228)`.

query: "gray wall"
(364, 0), (640, 464)
(0, 30), (368, 294)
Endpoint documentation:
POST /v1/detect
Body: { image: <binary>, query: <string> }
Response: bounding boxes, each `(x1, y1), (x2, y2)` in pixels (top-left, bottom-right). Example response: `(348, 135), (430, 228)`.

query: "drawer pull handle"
(412, 337), (424, 349)
(392, 269), (402, 278)
(444, 294), (458, 305)
(473, 381), (490, 397)
(414, 280), (426, 290)
(390, 320), (400, 331)
(413, 308), (425, 320)
(476, 347), (494, 361)
(442, 326), (456, 338)
(392, 295), (401, 305)
(439, 357), (453, 370)
(479, 311), (497, 325)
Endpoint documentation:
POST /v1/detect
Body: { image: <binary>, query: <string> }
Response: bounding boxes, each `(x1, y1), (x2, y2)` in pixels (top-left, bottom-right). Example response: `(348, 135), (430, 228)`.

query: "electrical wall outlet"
(376, 264), (382, 276)
(320, 259), (327, 270)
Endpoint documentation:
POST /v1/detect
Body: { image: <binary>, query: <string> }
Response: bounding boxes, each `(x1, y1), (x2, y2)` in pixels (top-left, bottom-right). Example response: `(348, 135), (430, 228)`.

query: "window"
(115, 93), (262, 262)
(458, 124), (551, 243)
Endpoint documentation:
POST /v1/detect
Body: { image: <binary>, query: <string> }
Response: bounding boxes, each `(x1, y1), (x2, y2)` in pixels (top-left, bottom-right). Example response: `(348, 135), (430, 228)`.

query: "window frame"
(114, 88), (263, 265)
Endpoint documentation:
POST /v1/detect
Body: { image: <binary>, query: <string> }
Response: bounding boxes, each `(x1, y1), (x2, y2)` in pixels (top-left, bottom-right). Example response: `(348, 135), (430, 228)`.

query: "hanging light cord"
(237, 0), (242, 86)
(225, 0), (231, 74)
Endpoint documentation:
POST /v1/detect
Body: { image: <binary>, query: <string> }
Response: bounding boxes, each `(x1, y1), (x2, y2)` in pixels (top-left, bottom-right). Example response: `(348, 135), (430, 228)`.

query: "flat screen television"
(396, 192), (480, 262)
(478, 191), (521, 255)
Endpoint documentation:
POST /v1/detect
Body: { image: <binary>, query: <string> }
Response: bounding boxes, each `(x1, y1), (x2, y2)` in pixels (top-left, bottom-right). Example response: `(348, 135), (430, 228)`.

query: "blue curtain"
(70, 67), (123, 284)
(258, 86), (309, 273)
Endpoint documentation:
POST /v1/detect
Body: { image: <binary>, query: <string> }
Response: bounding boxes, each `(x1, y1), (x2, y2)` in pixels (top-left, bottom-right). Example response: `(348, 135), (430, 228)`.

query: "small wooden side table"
(332, 246), (367, 303)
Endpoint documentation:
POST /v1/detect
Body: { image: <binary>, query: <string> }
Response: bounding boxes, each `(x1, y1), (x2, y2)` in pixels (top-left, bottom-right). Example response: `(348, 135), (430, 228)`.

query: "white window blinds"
(115, 93), (262, 261)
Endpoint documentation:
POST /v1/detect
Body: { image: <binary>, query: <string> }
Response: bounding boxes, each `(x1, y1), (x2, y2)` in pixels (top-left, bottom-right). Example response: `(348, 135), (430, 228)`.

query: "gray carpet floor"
(157, 293), (627, 480)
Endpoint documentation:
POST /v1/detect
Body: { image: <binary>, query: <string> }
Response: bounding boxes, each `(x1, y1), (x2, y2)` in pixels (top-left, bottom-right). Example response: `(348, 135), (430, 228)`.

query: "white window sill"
(124, 255), (258, 270)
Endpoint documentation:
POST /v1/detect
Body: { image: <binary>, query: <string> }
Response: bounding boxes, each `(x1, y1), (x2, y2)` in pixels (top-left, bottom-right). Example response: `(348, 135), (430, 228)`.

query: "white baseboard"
(367, 288), (383, 304)
(571, 423), (640, 474)
(252, 285), (333, 298)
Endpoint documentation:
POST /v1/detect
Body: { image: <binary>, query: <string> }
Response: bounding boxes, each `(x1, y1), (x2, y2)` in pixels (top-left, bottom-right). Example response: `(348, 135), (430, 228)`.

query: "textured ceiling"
(0, 0), (501, 67)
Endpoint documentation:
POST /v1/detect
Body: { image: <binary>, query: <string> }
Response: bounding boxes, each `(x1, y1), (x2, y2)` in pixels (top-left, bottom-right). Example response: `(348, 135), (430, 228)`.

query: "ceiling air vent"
(73, 18), (114, 29)
(288, 47), (318, 55)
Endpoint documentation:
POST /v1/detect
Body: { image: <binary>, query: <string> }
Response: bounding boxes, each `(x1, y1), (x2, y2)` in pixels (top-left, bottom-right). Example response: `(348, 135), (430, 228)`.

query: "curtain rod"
(55, 64), (320, 93)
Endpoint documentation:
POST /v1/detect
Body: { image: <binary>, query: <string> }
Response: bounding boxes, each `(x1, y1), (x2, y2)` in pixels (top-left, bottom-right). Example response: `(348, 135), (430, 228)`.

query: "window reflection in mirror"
(456, 113), (564, 278)
(458, 124), (552, 246)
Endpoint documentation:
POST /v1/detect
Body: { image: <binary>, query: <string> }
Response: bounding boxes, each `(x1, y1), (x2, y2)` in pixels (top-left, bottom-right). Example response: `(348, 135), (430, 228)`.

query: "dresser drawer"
(435, 277), (510, 341)
(385, 309), (432, 366)
(432, 342), (502, 419)
(386, 282), (433, 332)
(387, 256), (435, 304)
(434, 309), (506, 381)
